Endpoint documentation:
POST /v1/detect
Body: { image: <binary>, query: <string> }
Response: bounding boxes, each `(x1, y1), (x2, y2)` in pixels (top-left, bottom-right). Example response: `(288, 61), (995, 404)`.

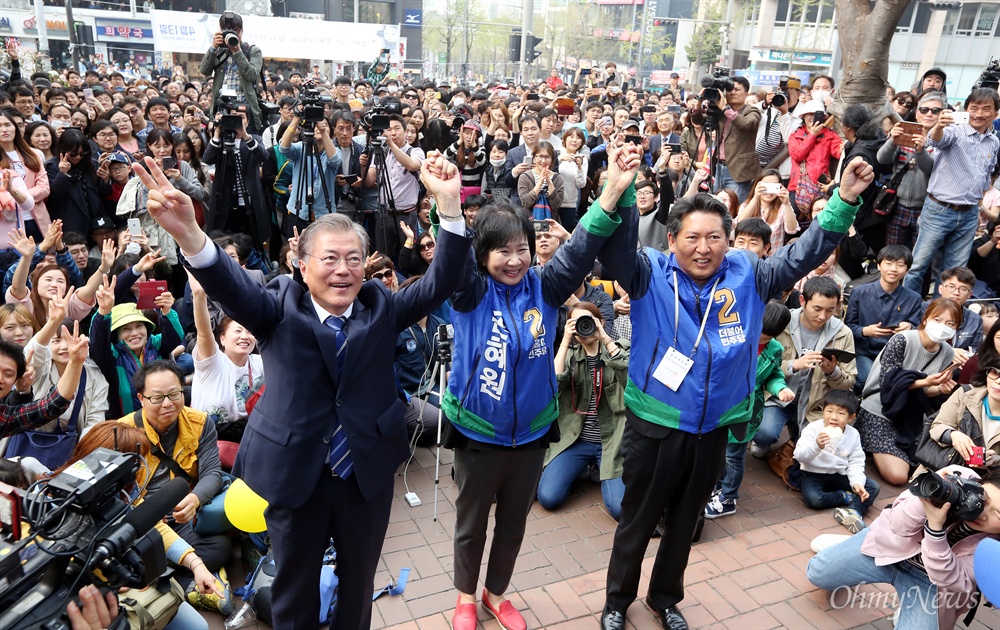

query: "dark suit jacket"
(187, 227), (472, 509)
(648, 132), (681, 164)
(203, 135), (269, 248)
(721, 104), (763, 183)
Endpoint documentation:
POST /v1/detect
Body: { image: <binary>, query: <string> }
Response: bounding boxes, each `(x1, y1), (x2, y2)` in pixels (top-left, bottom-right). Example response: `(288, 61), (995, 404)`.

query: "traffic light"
(652, 18), (677, 26)
(528, 35), (543, 63)
(509, 29), (522, 63)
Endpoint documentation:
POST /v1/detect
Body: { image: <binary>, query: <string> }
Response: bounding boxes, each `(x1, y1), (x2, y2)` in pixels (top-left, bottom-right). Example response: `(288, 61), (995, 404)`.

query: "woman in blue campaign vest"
(442, 141), (642, 630)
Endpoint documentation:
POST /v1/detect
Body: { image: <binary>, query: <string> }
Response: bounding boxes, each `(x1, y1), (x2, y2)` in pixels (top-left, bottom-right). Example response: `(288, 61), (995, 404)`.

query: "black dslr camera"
(771, 75), (801, 109)
(220, 11), (241, 49)
(910, 470), (986, 522)
(575, 314), (598, 337)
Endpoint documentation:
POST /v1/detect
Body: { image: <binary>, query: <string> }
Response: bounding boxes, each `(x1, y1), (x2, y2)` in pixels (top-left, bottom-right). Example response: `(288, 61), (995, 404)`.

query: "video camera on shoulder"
(973, 58), (1000, 91)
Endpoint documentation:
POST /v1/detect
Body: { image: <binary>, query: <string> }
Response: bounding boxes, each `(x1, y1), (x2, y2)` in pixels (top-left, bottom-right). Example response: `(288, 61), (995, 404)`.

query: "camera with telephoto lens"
(973, 59), (1000, 91)
(220, 11), (241, 49)
(0, 448), (175, 629)
(910, 470), (986, 522)
(575, 314), (598, 338)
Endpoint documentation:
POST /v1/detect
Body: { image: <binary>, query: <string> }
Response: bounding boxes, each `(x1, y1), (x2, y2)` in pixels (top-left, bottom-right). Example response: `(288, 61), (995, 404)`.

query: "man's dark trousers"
(605, 415), (729, 612)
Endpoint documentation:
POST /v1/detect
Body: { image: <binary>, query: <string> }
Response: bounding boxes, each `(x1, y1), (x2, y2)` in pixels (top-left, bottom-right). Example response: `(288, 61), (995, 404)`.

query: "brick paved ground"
(206, 443), (1000, 630)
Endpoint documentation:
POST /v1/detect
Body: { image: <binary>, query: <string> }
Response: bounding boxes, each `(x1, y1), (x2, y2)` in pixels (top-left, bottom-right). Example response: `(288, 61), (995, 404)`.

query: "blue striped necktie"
(324, 315), (352, 478)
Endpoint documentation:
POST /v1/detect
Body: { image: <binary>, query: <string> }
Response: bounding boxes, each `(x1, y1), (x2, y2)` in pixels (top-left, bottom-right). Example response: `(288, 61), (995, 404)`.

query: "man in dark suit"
(648, 110), (682, 165)
(131, 153), (472, 630)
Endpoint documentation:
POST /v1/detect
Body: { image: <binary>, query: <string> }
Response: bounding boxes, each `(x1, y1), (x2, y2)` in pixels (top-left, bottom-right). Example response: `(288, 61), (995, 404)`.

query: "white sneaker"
(810, 533), (851, 554)
(750, 442), (768, 459)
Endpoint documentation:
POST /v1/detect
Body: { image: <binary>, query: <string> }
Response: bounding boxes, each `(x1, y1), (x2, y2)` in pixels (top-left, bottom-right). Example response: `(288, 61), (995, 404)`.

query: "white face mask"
(812, 90), (831, 103)
(490, 157), (505, 167)
(452, 97), (465, 107)
(924, 321), (956, 343)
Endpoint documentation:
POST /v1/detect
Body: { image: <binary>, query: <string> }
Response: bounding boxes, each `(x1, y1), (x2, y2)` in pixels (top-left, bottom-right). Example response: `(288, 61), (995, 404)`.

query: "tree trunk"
(832, 0), (912, 121)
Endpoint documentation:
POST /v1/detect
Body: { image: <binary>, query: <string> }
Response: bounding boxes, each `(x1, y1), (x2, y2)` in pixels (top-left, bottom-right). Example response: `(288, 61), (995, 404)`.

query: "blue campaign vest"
(446, 270), (559, 446)
(627, 248), (765, 434)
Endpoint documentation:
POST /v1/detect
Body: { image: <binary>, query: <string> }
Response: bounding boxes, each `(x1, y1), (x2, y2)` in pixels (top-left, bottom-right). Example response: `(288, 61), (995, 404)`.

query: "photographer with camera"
(199, 12), (263, 134)
(279, 112), (341, 235)
(538, 302), (629, 520)
(364, 114), (423, 257)
(808, 465), (1000, 629)
(203, 106), (269, 252)
(705, 74), (761, 202)
(330, 110), (377, 229)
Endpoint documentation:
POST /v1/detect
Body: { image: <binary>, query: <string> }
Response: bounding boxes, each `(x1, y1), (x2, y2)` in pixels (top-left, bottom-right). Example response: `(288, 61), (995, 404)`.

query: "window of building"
(977, 3), (998, 36)
(895, 0), (916, 32)
(912, 1), (933, 33)
(956, 2), (981, 35)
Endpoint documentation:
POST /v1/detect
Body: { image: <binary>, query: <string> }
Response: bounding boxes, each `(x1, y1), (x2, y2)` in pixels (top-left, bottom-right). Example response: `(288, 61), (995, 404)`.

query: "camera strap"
(133, 410), (196, 484)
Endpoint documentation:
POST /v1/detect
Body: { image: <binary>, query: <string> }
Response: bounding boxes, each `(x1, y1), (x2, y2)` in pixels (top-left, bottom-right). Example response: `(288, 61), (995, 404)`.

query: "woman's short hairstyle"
(921, 297), (964, 329)
(569, 300), (603, 323)
(0, 303), (38, 335)
(562, 126), (586, 148)
(473, 202), (535, 266)
(534, 141), (556, 160)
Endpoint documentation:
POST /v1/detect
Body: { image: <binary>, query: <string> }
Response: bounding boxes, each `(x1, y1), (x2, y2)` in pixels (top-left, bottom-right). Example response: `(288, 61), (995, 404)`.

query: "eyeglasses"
(636, 190), (657, 197)
(987, 367), (1000, 381)
(371, 269), (394, 280)
(304, 253), (364, 270)
(68, 151), (88, 158)
(896, 97), (914, 106)
(940, 283), (972, 296)
(139, 390), (184, 404)
(918, 107), (944, 115)
(95, 131), (118, 139)
(404, 93), (417, 99)
(419, 241), (436, 252)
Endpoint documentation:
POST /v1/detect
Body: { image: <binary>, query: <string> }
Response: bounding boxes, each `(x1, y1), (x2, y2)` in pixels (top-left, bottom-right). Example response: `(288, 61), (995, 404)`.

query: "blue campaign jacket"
(598, 190), (861, 435)
(442, 194), (631, 447)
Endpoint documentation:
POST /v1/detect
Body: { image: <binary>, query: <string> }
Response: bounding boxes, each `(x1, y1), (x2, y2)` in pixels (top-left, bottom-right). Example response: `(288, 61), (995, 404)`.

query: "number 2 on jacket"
(714, 289), (740, 326)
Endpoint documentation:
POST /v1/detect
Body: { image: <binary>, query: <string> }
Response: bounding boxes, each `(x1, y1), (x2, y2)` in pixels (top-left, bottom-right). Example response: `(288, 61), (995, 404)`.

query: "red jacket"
(546, 76), (564, 90)
(788, 127), (842, 191)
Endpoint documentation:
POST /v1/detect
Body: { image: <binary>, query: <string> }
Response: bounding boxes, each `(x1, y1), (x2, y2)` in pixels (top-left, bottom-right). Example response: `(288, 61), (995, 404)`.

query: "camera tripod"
(211, 128), (262, 253)
(292, 124), (334, 224)
(359, 133), (402, 257)
(408, 325), (452, 522)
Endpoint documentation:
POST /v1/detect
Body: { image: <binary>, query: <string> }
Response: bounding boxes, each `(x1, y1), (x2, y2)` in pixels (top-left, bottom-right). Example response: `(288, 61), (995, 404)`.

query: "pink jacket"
(17, 148), (51, 232)
(860, 466), (991, 629)
(788, 127), (841, 191)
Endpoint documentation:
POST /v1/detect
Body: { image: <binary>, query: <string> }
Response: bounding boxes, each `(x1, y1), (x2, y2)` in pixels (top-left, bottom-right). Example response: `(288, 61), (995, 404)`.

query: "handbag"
(5, 370), (87, 470)
(120, 575), (185, 630)
(914, 386), (987, 470)
(873, 157), (913, 217)
(766, 439), (802, 492)
(193, 472), (234, 535)
(794, 161), (822, 216)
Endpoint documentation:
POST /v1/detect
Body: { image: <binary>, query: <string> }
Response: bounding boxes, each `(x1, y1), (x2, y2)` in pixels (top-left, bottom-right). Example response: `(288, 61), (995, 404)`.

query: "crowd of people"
(2, 11), (1000, 630)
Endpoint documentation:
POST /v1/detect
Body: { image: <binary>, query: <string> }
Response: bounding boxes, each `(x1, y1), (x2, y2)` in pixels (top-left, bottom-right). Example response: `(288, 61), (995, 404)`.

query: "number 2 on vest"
(714, 288), (740, 326)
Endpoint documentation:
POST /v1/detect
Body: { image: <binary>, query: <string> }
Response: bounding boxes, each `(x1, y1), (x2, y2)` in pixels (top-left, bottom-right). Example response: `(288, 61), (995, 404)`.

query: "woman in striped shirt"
(445, 121), (486, 201)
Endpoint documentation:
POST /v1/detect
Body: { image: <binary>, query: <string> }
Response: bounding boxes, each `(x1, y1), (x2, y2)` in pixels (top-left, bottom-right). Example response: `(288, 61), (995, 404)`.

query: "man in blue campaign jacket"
(597, 157), (875, 630)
